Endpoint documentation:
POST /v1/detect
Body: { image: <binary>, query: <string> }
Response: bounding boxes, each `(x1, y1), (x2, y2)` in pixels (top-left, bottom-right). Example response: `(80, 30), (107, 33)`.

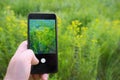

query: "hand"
(4, 41), (49, 80)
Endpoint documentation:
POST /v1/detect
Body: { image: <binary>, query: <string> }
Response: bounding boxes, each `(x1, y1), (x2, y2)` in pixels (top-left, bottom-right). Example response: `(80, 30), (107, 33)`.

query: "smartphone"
(28, 13), (58, 74)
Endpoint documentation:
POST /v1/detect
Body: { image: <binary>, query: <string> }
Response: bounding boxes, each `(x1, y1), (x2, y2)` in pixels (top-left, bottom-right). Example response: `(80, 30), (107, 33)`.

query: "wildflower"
(6, 16), (11, 22)
(76, 35), (80, 39)
(81, 27), (88, 31)
(0, 27), (3, 32)
(72, 20), (82, 26)
(73, 30), (77, 35)
(112, 20), (120, 25)
(57, 16), (62, 25)
(67, 26), (73, 30)
(20, 20), (27, 27)
(76, 27), (80, 32)
(23, 32), (27, 37)
(95, 18), (99, 23)
(80, 35), (83, 38)
(91, 39), (97, 43)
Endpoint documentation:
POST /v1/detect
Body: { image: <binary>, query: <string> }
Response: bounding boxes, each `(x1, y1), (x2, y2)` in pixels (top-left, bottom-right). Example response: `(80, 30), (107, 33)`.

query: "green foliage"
(29, 20), (56, 54)
(0, 0), (120, 80)
(0, 7), (27, 78)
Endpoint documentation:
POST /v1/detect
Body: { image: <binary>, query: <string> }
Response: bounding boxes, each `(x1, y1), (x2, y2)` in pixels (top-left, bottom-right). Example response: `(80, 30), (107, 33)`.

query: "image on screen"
(29, 19), (56, 54)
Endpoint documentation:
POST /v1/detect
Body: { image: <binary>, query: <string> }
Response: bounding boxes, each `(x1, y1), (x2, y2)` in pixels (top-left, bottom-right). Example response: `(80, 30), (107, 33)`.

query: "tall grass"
(0, 0), (120, 80)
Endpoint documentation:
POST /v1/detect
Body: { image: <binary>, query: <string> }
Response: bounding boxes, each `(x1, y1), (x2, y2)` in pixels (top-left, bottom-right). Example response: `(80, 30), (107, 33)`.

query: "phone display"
(28, 13), (58, 74)
(29, 19), (56, 54)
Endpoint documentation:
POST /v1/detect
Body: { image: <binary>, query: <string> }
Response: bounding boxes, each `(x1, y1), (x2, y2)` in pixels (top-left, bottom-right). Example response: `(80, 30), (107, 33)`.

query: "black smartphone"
(28, 13), (58, 74)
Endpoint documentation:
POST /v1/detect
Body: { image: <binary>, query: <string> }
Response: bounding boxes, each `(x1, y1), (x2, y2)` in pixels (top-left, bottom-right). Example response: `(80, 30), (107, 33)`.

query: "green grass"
(0, 0), (120, 80)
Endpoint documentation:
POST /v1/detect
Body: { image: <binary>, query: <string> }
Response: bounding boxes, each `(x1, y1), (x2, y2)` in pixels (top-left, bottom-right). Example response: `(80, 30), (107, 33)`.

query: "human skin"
(4, 41), (48, 80)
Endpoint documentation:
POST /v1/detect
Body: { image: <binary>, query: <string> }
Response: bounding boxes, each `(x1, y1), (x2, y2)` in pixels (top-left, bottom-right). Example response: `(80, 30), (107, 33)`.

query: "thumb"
(24, 49), (39, 65)
(31, 51), (39, 65)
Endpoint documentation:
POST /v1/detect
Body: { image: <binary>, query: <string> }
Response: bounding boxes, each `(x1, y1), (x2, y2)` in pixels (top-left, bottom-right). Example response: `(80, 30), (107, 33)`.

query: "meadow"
(0, 0), (120, 80)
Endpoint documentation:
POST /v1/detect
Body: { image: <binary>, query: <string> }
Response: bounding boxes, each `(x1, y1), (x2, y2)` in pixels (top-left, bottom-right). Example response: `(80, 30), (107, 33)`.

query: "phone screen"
(29, 19), (56, 54)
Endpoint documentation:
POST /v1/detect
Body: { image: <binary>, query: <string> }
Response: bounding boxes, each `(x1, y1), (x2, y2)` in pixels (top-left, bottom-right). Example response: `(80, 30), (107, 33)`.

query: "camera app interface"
(29, 19), (56, 54)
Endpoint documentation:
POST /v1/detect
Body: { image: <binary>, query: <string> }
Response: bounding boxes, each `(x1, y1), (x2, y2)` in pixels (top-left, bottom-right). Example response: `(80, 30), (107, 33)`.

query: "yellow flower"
(57, 16), (62, 25)
(20, 20), (27, 27)
(95, 18), (100, 23)
(112, 20), (120, 25)
(76, 35), (80, 39)
(72, 20), (82, 26)
(91, 39), (97, 43)
(81, 27), (88, 31)
(6, 16), (11, 22)
(67, 25), (73, 31)
(57, 16), (62, 28)
(76, 27), (80, 32)
(80, 35), (83, 38)
(0, 27), (3, 32)
(23, 32), (27, 37)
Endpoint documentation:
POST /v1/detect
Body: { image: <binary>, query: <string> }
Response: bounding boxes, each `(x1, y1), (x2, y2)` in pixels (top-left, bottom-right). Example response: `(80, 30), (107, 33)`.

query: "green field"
(0, 0), (120, 80)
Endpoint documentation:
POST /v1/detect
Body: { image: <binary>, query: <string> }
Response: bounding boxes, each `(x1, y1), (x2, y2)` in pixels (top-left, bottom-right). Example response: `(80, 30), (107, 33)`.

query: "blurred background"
(0, 0), (120, 80)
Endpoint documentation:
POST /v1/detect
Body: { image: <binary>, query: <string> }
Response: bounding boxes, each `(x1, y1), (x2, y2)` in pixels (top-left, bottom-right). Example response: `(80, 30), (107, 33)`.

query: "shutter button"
(41, 58), (46, 63)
